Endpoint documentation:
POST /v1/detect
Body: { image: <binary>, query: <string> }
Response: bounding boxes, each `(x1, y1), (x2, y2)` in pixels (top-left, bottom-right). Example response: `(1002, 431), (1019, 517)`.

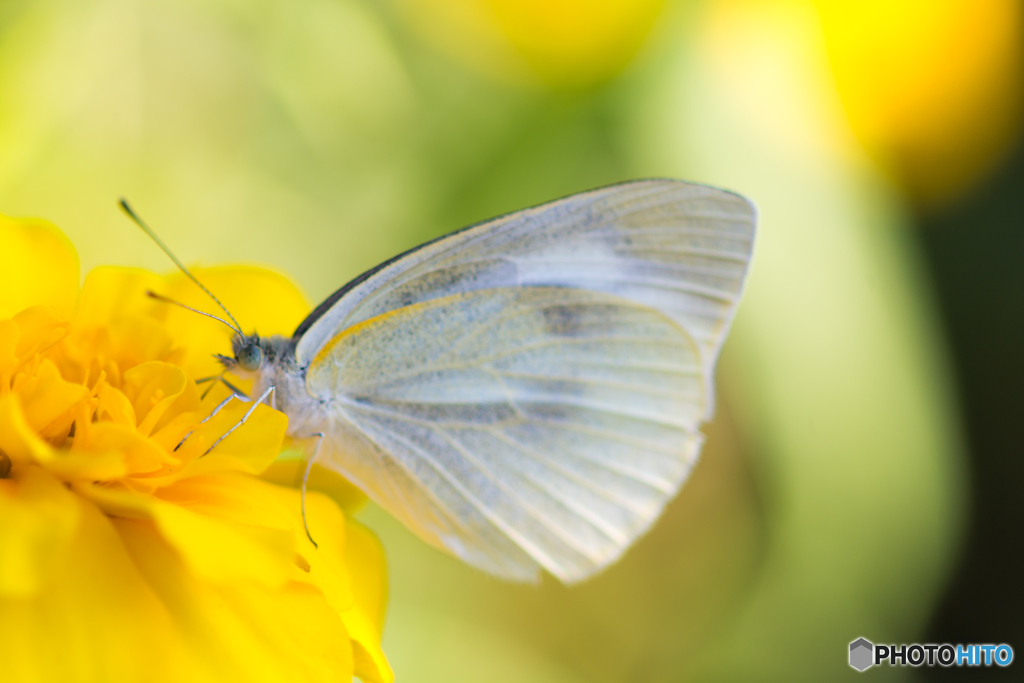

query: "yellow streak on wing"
(310, 295), (461, 370)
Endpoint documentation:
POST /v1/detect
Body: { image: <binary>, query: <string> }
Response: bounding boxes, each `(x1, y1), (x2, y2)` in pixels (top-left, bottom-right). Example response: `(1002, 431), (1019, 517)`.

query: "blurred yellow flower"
(815, 0), (1024, 203)
(396, 0), (666, 87)
(0, 214), (391, 683)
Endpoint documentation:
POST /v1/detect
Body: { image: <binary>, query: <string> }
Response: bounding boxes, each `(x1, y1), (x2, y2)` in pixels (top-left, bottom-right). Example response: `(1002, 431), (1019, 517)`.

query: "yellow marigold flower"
(396, 0), (666, 87)
(0, 213), (392, 683)
(816, 0), (1024, 203)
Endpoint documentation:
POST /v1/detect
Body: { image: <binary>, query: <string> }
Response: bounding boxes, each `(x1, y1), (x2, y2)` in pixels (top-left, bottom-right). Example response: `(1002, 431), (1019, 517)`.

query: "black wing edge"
(291, 178), (753, 340)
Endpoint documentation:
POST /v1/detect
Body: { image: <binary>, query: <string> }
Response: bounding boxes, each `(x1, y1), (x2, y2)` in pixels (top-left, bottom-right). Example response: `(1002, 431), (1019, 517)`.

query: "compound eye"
(236, 343), (263, 372)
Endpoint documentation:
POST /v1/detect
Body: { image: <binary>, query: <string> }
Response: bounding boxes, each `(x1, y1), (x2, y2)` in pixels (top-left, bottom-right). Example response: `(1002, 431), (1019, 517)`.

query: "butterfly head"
(222, 333), (264, 373)
(234, 334), (264, 372)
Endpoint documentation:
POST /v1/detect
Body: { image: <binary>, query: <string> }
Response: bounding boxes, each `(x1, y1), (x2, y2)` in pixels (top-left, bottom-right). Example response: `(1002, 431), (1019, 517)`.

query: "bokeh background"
(1, 0), (1021, 680)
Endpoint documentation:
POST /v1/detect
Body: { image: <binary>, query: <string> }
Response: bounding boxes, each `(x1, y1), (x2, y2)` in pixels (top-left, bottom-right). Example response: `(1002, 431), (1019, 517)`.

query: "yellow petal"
(157, 473), (355, 612)
(0, 465), (79, 597)
(71, 422), (176, 476)
(1, 495), (196, 683)
(68, 269), (179, 382)
(121, 361), (199, 437)
(95, 382), (137, 428)
(341, 518), (393, 683)
(0, 393), (55, 464)
(146, 409), (202, 455)
(156, 471), (304, 532)
(0, 214), (78, 319)
(12, 306), (69, 358)
(0, 319), (17, 383)
(44, 452), (128, 483)
(74, 267), (165, 330)
(159, 266), (310, 378)
(14, 358), (88, 433)
(289, 488), (354, 616)
(116, 516), (355, 683)
(104, 317), (180, 375)
(0, 397), (119, 482)
(262, 447), (368, 513)
(74, 481), (154, 521)
(166, 398), (288, 481)
(151, 499), (295, 588)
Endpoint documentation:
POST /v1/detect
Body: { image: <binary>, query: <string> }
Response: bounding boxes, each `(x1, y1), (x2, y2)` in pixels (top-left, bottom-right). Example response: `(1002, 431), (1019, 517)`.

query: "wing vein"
(482, 427), (652, 523)
(431, 426), (608, 564)
(346, 409), (544, 569)
(339, 335), (697, 394)
(487, 367), (702, 402)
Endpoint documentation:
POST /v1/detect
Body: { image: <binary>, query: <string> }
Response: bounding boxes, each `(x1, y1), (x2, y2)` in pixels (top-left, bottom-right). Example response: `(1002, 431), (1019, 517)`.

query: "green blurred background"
(1, 0), (1021, 680)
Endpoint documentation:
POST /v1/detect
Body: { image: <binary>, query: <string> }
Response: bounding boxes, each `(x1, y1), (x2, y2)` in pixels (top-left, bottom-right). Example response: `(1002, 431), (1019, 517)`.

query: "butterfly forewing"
(296, 180), (754, 389)
(298, 180), (755, 582)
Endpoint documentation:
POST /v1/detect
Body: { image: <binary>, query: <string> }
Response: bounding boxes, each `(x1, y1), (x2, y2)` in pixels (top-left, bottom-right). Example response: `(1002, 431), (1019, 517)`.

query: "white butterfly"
(129, 179), (757, 583)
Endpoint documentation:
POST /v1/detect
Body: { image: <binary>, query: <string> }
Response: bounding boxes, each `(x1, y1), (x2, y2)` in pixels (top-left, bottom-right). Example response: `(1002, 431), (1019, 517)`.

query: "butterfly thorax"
(230, 334), (328, 438)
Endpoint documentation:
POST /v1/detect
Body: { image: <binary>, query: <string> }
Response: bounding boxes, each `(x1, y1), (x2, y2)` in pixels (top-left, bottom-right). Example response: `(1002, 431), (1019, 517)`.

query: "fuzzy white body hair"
(246, 335), (328, 438)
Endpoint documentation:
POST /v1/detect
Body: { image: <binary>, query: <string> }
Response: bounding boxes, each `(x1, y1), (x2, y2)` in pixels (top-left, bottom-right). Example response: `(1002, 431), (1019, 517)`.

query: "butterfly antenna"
(119, 199), (244, 335)
(145, 291), (242, 335)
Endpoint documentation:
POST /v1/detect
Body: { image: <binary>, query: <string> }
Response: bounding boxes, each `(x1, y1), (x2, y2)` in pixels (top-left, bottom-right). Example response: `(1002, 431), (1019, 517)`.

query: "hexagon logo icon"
(849, 638), (874, 671)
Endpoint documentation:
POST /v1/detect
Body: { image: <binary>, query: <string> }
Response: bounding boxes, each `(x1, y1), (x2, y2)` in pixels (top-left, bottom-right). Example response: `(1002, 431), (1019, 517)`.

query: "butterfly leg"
(174, 389), (248, 452)
(195, 373), (250, 401)
(299, 432), (326, 548)
(200, 385), (275, 457)
(197, 371), (227, 400)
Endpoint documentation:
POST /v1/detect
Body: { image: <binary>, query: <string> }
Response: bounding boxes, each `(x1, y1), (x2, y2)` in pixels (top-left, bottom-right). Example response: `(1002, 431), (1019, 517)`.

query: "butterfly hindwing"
(308, 287), (706, 582)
